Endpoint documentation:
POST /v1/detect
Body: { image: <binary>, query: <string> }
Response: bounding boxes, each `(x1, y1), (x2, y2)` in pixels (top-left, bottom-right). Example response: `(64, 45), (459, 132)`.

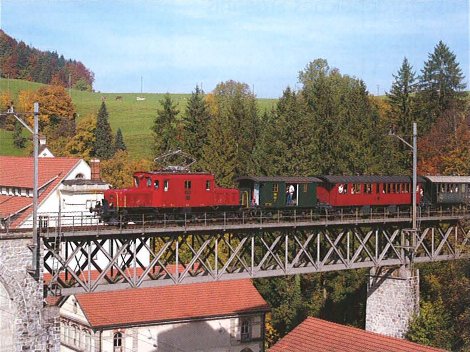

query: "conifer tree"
(386, 58), (416, 171)
(299, 59), (382, 175)
(201, 113), (237, 187)
(264, 87), (315, 176)
(13, 119), (26, 149)
(203, 80), (260, 180)
(417, 41), (466, 132)
(114, 128), (126, 151)
(152, 94), (179, 158)
(181, 86), (210, 166)
(93, 101), (115, 159)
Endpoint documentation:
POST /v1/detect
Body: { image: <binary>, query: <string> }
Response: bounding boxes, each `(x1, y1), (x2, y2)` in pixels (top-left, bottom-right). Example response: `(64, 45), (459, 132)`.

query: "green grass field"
(0, 79), (276, 159)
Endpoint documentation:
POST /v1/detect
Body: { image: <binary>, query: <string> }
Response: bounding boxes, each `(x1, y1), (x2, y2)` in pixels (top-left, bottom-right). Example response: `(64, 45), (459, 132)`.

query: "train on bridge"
(94, 170), (470, 223)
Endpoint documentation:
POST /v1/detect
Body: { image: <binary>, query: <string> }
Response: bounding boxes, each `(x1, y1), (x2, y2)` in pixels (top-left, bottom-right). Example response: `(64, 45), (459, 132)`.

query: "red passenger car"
(316, 176), (422, 209)
(103, 171), (239, 219)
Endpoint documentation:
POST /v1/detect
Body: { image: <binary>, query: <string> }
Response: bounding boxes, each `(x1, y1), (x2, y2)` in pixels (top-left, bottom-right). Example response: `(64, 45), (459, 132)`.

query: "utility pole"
(0, 105), (39, 279)
(389, 122), (418, 269)
(31, 102), (40, 279)
(412, 122), (417, 231)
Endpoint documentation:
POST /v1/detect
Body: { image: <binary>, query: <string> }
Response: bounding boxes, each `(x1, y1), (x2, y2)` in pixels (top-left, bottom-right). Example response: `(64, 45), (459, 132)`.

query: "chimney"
(90, 159), (101, 181)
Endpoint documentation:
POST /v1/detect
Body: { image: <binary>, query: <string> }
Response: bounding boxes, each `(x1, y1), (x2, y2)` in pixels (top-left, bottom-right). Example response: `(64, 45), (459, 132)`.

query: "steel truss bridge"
(11, 209), (470, 295)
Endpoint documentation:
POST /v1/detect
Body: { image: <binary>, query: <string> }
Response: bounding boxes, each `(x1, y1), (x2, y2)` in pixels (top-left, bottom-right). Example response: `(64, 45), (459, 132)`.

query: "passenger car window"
(154, 180), (159, 190)
(146, 178), (152, 187)
(164, 180), (169, 191)
(206, 181), (211, 190)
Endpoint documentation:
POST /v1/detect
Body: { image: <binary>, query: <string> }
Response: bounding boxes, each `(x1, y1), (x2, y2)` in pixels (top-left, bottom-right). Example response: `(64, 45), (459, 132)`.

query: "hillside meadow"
(0, 79), (276, 159)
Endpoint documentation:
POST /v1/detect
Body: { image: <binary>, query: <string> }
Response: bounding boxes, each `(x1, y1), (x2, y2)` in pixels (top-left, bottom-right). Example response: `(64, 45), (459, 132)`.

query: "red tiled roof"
(0, 156), (81, 227)
(269, 317), (446, 352)
(73, 279), (269, 328)
(0, 195), (32, 218)
(0, 156), (80, 188)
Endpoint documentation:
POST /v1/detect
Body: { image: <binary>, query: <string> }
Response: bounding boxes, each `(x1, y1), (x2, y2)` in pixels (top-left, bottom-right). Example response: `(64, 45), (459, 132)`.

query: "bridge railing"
(2, 206), (469, 238)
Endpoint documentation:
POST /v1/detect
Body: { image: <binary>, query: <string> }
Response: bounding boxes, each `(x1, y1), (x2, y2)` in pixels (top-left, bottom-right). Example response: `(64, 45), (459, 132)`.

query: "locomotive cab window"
(164, 180), (169, 191)
(154, 180), (159, 190)
(134, 177), (140, 187)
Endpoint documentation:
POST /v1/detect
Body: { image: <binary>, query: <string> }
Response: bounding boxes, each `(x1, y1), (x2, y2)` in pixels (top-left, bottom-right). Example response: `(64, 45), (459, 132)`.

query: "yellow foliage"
(100, 150), (154, 188)
(0, 91), (13, 111)
(34, 85), (76, 128)
(204, 93), (218, 116)
(264, 313), (280, 348)
(65, 114), (97, 159)
(17, 89), (38, 125)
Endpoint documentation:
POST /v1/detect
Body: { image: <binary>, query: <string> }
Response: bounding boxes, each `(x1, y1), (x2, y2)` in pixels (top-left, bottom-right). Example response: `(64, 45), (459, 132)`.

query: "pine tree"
(386, 58), (417, 171)
(181, 86), (210, 166)
(93, 101), (115, 159)
(264, 87), (316, 176)
(299, 59), (380, 175)
(201, 112), (237, 187)
(417, 41), (466, 132)
(114, 128), (126, 151)
(152, 94), (179, 158)
(13, 119), (26, 149)
(206, 80), (260, 179)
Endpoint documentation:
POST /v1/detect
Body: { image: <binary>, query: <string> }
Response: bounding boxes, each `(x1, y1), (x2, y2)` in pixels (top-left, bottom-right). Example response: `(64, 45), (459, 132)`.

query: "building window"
(113, 332), (123, 352)
(240, 318), (251, 342)
(83, 329), (91, 350)
(75, 173), (84, 179)
(272, 184), (279, 192)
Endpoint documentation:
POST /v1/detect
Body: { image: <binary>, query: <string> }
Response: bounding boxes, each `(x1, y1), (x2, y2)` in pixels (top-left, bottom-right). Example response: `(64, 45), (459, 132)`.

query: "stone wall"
(0, 236), (60, 351)
(365, 266), (419, 338)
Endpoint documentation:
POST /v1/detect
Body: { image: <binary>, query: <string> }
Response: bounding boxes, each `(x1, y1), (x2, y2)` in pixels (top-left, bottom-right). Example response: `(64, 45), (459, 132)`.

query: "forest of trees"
(0, 30), (94, 91)
(1, 35), (469, 350)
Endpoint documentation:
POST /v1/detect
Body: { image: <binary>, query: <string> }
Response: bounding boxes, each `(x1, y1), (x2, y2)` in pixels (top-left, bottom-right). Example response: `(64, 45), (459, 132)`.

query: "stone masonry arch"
(0, 237), (59, 351)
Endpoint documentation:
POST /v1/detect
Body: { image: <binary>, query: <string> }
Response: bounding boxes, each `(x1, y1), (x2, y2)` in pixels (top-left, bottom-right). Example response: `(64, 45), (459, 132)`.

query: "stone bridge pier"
(0, 236), (59, 351)
(365, 266), (420, 338)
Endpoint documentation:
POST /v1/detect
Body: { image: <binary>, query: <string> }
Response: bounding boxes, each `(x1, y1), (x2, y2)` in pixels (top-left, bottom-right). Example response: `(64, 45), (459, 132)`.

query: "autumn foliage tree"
(65, 114), (97, 159)
(0, 30), (94, 89)
(15, 85), (76, 155)
(100, 150), (153, 188)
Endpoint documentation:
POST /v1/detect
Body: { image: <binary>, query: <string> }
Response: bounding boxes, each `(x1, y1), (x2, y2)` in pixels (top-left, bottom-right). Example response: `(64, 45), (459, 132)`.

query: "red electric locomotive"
(100, 171), (239, 221)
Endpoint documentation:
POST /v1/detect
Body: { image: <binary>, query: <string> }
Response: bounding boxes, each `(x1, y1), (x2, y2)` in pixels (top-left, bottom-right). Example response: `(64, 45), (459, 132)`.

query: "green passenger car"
(236, 176), (322, 208)
(423, 176), (470, 205)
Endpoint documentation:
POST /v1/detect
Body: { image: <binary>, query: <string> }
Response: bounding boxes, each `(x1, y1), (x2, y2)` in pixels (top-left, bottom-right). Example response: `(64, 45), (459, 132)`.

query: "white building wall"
(59, 295), (265, 352)
(98, 316), (263, 352)
(17, 160), (110, 231)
